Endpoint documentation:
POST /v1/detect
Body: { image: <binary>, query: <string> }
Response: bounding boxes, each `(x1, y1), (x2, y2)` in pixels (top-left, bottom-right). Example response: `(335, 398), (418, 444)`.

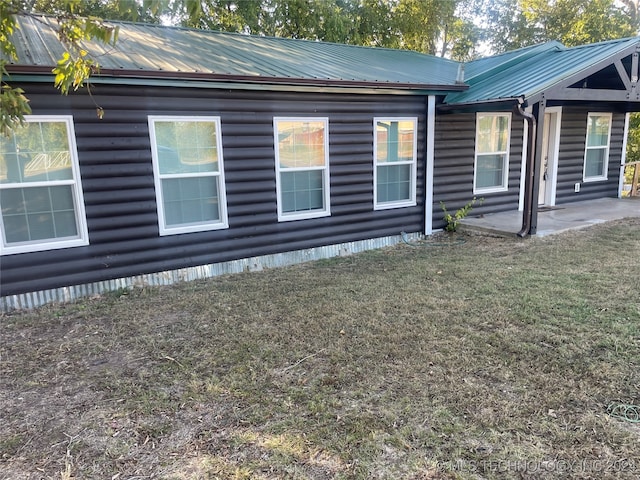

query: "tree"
(485, 0), (637, 52)
(393, 0), (455, 55)
(441, 0), (487, 60)
(1, 0), (127, 135)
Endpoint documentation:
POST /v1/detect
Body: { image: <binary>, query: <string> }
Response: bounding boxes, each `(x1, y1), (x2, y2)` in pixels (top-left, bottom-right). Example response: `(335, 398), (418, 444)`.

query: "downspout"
(512, 99), (536, 238)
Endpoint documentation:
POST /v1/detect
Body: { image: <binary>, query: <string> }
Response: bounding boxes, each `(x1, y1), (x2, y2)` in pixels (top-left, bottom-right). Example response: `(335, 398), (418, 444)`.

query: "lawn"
(1, 219), (639, 479)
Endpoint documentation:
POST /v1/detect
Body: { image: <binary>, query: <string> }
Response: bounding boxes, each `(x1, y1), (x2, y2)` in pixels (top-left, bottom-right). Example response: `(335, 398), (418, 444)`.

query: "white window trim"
(148, 116), (228, 236)
(583, 112), (612, 183)
(373, 117), (418, 210)
(274, 117), (331, 222)
(473, 112), (511, 194)
(0, 115), (89, 256)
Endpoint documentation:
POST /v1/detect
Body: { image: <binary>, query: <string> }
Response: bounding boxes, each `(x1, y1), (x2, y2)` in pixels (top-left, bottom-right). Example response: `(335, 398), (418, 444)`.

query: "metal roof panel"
(446, 36), (640, 105)
(5, 15), (463, 89)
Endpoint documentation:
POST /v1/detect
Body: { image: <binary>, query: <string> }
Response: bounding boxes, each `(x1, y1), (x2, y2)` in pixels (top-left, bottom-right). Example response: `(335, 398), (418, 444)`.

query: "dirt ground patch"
(1, 219), (639, 479)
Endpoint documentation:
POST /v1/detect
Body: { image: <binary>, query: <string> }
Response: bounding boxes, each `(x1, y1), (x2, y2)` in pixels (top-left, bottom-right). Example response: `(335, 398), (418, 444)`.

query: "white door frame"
(539, 106), (562, 206)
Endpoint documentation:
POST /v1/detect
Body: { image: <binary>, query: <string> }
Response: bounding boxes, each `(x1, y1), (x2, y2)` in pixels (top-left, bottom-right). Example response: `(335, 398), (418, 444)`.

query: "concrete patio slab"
(459, 197), (640, 237)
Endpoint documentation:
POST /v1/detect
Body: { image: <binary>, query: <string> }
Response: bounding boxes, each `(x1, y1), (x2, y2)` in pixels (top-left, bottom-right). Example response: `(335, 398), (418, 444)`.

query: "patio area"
(459, 197), (640, 237)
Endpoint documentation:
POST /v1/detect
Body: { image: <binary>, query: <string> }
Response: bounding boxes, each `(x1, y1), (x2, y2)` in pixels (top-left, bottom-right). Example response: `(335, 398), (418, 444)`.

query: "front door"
(538, 109), (561, 206)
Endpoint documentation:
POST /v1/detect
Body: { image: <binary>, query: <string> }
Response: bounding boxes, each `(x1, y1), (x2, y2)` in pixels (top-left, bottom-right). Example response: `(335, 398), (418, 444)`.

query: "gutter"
(512, 99), (536, 238)
(437, 97), (521, 113)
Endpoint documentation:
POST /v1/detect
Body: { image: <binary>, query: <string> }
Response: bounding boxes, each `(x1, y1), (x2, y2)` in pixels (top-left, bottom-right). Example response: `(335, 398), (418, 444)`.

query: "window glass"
(280, 170), (324, 213)
(476, 154), (506, 190)
(585, 149), (606, 178)
(277, 121), (326, 169)
(586, 115), (610, 147)
(1, 121), (72, 184)
(584, 114), (611, 181)
(275, 118), (329, 221)
(149, 117), (228, 234)
(377, 163), (411, 203)
(0, 117), (88, 255)
(161, 177), (220, 226)
(374, 118), (417, 209)
(154, 121), (218, 175)
(477, 115), (509, 153)
(474, 113), (511, 193)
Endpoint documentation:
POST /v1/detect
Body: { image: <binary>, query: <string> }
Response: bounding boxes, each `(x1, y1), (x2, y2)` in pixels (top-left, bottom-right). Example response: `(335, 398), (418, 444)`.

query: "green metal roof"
(5, 14), (463, 91)
(463, 41), (563, 81)
(445, 36), (640, 105)
(6, 14), (640, 102)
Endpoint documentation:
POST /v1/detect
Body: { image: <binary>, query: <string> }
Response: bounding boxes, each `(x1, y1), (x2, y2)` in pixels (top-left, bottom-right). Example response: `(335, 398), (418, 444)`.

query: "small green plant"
(441, 197), (480, 232)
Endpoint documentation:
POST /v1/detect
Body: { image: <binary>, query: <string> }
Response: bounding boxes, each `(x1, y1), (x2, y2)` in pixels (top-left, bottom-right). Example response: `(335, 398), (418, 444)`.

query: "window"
(583, 113), (611, 181)
(374, 118), (417, 209)
(274, 117), (330, 221)
(149, 116), (228, 235)
(474, 113), (511, 193)
(0, 116), (88, 255)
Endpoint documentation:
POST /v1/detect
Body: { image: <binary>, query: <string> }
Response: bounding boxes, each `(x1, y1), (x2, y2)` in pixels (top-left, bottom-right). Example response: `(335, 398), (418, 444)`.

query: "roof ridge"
(563, 35), (640, 50)
(464, 41), (563, 83)
(470, 40), (564, 64)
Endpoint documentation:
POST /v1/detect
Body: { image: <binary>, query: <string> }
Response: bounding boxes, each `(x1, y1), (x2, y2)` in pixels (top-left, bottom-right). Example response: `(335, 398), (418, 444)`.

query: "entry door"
(538, 110), (560, 206)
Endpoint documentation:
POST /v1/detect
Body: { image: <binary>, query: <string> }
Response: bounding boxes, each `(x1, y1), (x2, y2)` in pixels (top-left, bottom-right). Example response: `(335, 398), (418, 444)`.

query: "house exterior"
(436, 39), (640, 235)
(1, 15), (639, 310)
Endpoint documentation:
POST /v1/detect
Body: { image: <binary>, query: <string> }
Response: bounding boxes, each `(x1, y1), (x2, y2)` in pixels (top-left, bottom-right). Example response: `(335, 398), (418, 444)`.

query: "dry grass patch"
(1, 219), (639, 479)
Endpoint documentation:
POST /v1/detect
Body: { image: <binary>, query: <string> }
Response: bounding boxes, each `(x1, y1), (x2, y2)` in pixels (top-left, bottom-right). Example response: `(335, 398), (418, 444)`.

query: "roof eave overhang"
(524, 41), (640, 105)
(438, 96), (524, 113)
(5, 65), (468, 95)
(442, 39), (640, 109)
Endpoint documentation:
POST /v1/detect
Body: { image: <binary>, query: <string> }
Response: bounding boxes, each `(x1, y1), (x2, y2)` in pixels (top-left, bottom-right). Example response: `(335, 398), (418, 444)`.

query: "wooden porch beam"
(614, 59), (632, 90)
(548, 88), (639, 102)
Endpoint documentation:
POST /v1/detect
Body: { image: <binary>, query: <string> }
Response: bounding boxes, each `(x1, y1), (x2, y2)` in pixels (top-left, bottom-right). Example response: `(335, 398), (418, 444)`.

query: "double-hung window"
(474, 113), (511, 193)
(274, 117), (330, 221)
(374, 118), (417, 209)
(0, 116), (88, 255)
(149, 116), (228, 235)
(583, 113), (611, 181)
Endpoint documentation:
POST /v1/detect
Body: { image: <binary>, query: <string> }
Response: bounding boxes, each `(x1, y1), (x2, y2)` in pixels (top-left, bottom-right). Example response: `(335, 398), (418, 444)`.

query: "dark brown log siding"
(555, 107), (624, 203)
(1, 83), (428, 295)
(433, 111), (524, 228)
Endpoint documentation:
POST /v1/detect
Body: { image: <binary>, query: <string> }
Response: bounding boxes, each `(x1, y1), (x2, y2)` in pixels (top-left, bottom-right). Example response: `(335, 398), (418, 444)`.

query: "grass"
(1, 219), (639, 479)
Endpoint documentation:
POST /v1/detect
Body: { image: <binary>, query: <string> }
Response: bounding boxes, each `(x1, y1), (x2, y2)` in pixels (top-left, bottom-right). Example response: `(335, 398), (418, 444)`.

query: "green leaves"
(2, 4), (119, 135)
(52, 50), (95, 94)
(0, 78), (31, 138)
(441, 197), (481, 232)
(486, 0), (637, 52)
(53, 14), (119, 94)
(1, 5), (28, 137)
(0, 3), (18, 60)
(57, 14), (119, 46)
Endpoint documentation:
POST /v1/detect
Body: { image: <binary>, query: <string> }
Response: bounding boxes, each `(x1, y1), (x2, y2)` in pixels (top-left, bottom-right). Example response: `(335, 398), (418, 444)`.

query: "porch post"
(518, 108), (531, 212)
(619, 112), (630, 198)
(530, 99), (547, 235)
